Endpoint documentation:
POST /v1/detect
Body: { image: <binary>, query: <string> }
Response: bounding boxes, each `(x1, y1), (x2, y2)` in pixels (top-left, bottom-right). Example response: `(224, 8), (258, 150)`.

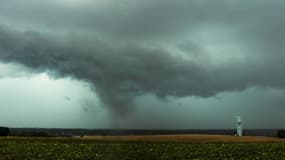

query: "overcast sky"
(0, 0), (285, 129)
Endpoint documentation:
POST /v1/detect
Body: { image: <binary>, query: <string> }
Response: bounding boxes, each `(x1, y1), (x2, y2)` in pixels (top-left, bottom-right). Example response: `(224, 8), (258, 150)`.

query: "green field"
(1, 137), (285, 160)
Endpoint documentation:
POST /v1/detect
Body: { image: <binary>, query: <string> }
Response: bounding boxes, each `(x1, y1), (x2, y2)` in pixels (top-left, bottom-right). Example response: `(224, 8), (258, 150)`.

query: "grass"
(0, 137), (285, 160)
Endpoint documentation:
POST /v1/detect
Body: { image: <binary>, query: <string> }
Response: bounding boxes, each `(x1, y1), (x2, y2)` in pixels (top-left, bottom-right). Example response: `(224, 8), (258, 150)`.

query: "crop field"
(1, 136), (285, 160)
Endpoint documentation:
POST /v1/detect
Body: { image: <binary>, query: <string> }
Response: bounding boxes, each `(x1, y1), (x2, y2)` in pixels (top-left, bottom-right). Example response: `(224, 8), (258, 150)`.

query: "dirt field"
(83, 134), (285, 143)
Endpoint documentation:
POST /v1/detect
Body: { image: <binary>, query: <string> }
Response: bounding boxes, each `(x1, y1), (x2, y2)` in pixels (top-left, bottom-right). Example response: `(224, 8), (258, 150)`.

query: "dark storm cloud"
(1, 0), (285, 119)
(0, 26), (213, 116)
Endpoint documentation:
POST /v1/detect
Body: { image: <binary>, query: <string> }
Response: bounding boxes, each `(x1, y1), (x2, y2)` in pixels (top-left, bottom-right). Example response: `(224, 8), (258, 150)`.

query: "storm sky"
(0, 0), (285, 129)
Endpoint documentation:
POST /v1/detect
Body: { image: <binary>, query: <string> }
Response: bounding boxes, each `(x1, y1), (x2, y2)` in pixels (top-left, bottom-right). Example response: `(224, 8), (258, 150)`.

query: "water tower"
(236, 114), (243, 136)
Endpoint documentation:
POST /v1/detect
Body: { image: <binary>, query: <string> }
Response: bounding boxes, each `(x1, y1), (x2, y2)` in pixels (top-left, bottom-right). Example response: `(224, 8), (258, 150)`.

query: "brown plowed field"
(84, 134), (285, 143)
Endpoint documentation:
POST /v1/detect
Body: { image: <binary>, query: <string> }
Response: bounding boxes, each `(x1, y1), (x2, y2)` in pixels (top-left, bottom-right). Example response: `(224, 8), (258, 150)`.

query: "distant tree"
(277, 130), (285, 138)
(0, 127), (10, 136)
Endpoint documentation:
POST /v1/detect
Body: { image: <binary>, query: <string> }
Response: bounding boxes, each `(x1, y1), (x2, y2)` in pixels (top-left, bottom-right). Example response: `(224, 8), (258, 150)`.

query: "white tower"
(236, 114), (243, 136)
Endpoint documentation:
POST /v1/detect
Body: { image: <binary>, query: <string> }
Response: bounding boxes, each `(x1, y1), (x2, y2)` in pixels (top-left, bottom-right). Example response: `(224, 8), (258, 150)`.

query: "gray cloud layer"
(1, 0), (285, 121)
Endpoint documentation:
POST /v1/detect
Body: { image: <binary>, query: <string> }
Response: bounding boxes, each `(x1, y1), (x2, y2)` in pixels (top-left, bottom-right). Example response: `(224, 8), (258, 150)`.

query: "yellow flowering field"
(0, 137), (285, 160)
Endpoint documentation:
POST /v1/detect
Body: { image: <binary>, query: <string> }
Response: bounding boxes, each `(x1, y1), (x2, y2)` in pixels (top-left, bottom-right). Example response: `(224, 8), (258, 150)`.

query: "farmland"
(1, 136), (285, 160)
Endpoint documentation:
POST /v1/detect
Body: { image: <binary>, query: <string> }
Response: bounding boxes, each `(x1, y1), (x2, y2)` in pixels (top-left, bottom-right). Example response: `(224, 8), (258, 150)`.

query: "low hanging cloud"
(1, 0), (285, 119)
